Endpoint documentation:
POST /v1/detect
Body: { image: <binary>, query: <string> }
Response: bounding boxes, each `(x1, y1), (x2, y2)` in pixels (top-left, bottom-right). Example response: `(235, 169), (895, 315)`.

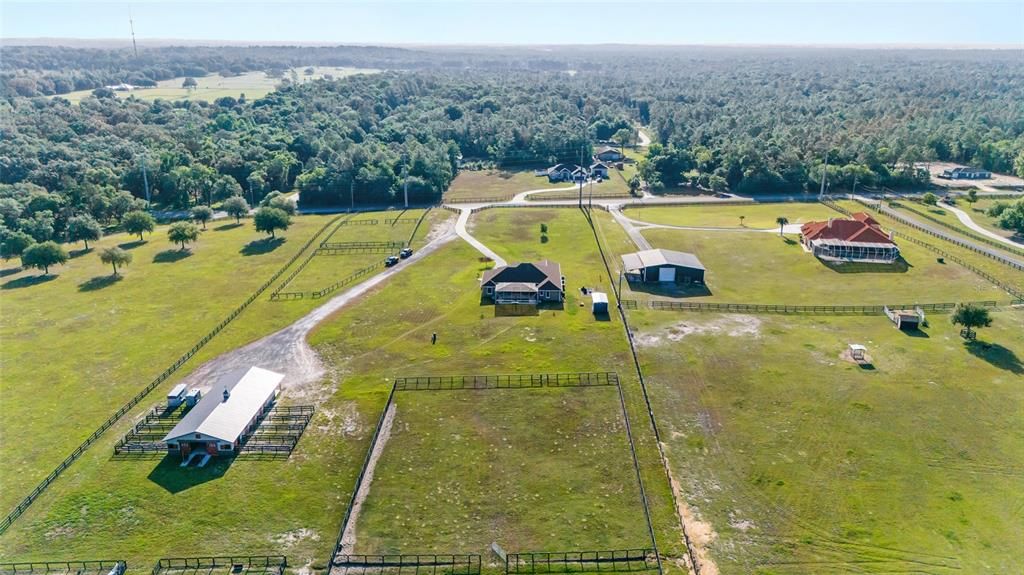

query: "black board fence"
(0, 561), (125, 575)
(153, 556), (286, 575)
(309, 262), (383, 299)
(645, 299), (1009, 314)
(506, 550), (658, 575)
(331, 555), (481, 575)
(890, 201), (1024, 258)
(0, 214), (344, 535)
(268, 214), (350, 299)
(394, 372), (618, 391)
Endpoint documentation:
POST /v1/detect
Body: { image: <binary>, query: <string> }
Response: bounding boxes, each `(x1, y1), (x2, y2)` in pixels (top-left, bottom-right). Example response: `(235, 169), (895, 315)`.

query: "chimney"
(222, 387), (230, 402)
(827, 217), (833, 228)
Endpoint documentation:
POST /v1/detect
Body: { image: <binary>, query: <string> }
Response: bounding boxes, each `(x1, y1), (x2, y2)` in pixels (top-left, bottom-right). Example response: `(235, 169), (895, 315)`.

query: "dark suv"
(400, 247), (413, 258)
(385, 255), (400, 267)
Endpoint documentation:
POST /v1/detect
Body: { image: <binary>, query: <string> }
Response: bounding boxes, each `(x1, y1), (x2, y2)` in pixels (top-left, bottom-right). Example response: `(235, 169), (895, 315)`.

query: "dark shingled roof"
(482, 260), (563, 291)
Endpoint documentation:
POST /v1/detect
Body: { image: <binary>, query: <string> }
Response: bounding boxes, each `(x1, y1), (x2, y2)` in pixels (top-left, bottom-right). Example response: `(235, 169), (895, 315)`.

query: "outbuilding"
(591, 291), (609, 314)
(163, 366), (283, 461)
(167, 383), (187, 409)
(621, 249), (706, 285)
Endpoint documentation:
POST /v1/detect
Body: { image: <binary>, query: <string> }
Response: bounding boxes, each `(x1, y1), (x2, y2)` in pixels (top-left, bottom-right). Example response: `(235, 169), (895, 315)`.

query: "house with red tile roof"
(800, 213), (900, 264)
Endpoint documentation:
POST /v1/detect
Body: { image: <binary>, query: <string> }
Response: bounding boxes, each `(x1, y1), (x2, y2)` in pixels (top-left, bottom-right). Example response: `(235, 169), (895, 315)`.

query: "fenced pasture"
(627, 226), (1007, 305)
(505, 550), (657, 575)
(625, 201), (837, 230)
(629, 310), (1024, 573)
(330, 555), (480, 575)
(153, 556), (286, 575)
(394, 372), (618, 391)
(346, 383), (655, 564)
(0, 561), (125, 575)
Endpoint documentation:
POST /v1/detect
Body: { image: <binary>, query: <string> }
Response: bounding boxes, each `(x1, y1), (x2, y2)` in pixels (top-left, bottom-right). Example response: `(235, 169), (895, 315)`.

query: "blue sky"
(3, 1), (1022, 45)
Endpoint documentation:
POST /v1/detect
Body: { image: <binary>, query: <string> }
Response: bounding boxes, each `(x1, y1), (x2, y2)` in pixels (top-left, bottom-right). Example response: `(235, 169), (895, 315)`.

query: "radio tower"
(129, 8), (139, 58)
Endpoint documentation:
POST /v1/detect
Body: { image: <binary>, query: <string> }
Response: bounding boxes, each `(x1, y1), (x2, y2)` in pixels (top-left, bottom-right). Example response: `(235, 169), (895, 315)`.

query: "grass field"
(280, 210), (427, 294)
(623, 225), (1007, 305)
(627, 202), (835, 230)
(355, 386), (651, 556)
(445, 169), (569, 202)
(310, 208), (685, 569)
(890, 199), (1023, 244)
(54, 67), (379, 104)
(629, 309), (1024, 574)
(0, 210), (448, 568)
(0, 215), (338, 513)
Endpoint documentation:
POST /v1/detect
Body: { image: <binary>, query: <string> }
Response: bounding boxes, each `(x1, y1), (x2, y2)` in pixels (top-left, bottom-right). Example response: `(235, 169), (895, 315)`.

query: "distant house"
(594, 146), (625, 162)
(547, 164), (578, 183)
(104, 83), (135, 92)
(590, 162), (610, 179)
(163, 367), (283, 460)
(800, 213), (900, 263)
(940, 166), (992, 180)
(481, 260), (565, 304)
(621, 249), (706, 284)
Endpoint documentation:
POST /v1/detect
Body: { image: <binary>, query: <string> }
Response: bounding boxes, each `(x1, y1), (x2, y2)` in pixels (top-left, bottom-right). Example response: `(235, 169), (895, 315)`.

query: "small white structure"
(848, 344), (867, 362)
(163, 367), (283, 460)
(591, 291), (609, 314)
(167, 383), (187, 409)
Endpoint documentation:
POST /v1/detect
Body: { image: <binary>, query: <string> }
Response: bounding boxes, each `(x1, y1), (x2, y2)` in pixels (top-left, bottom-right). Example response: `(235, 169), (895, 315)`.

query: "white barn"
(163, 367), (283, 460)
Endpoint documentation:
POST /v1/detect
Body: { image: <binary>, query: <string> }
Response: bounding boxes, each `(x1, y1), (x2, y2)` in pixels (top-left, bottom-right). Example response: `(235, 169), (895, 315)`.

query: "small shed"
(591, 291), (609, 314)
(848, 344), (867, 362)
(167, 383), (187, 409)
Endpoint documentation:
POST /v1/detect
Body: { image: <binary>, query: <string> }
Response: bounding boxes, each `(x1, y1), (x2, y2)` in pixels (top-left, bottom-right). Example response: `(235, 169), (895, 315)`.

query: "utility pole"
(248, 182), (254, 207)
(402, 154), (409, 208)
(819, 148), (829, 198)
(129, 8), (139, 58)
(588, 176), (594, 210)
(350, 179), (355, 212)
(578, 145), (585, 209)
(139, 152), (151, 206)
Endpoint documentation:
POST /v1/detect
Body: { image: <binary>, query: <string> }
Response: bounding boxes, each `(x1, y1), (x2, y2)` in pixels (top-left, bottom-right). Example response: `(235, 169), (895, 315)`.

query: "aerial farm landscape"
(0, 3), (1022, 575)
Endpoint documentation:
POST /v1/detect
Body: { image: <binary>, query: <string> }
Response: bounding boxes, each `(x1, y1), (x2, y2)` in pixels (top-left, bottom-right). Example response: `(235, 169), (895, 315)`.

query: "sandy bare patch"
(272, 527), (320, 548)
(666, 464), (719, 575)
(317, 402), (363, 437)
(635, 315), (761, 347)
(337, 402), (397, 560)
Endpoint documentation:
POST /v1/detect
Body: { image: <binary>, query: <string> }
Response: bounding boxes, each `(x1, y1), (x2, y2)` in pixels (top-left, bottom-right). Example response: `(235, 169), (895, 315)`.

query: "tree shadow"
(214, 222), (243, 231)
(147, 454), (231, 494)
(78, 274), (123, 292)
(822, 258), (910, 274)
(965, 340), (1023, 375)
(118, 240), (146, 250)
(153, 249), (193, 263)
(782, 237), (798, 245)
(240, 237), (285, 256)
(0, 267), (21, 278)
(1, 274), (58, 290)
(69, 247), (92, 259)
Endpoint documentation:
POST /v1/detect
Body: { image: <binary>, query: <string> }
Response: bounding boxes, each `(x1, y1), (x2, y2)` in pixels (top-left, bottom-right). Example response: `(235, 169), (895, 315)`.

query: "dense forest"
(1, 46), (1023, 250)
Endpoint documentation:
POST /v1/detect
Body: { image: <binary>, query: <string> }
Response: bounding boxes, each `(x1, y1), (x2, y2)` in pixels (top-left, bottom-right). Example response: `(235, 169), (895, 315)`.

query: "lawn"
(0, 211), (450, 569)
(628, 309), (1024, 574)
(280, 210), (429, 294)
(625, 226), (1007, 305)
(54, 67), (379, 104)
(445, 169), (570, 202)
(0, 215), (338, 513)
(354, 386), (651, 557)
(890, 199), (1023, 245)
(310, 208), (686, 569)
(627, 202), (835, 230)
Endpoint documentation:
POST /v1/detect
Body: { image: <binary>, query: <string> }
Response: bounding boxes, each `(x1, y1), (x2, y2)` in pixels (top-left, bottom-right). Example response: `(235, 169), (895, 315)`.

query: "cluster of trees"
(985, 199), (1024, 235)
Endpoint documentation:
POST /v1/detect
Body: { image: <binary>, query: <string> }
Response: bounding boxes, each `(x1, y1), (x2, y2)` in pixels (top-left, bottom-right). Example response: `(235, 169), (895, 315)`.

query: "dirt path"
(174, 218), (456, 399)
(939, 201), (1023, 248)
(338, 401), (397, 558)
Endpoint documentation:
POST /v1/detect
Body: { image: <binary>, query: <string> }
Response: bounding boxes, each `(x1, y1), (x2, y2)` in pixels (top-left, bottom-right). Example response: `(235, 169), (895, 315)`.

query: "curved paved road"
(939, 202), (1023, 249)
(857, 196), (1024, 269)
(454, 207), (507, 267)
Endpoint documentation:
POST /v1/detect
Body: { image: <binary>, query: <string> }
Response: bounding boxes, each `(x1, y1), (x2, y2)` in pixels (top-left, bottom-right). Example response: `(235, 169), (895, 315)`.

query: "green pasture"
(890, 199), (1023, 245)
(356, 386), (650, 556)
(629, 309), (1024, 574)
(445, 169), (568, 202)
(627, 202), (835, 230)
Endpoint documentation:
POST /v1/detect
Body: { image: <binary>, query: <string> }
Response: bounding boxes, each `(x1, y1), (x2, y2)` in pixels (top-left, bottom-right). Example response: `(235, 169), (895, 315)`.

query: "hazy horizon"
(3, 1), (1022, 47)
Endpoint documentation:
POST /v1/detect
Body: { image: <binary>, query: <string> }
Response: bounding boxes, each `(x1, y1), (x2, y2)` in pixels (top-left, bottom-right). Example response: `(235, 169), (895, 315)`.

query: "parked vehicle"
(385, 255), (400, 267)
(400, 247), (413, 258)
